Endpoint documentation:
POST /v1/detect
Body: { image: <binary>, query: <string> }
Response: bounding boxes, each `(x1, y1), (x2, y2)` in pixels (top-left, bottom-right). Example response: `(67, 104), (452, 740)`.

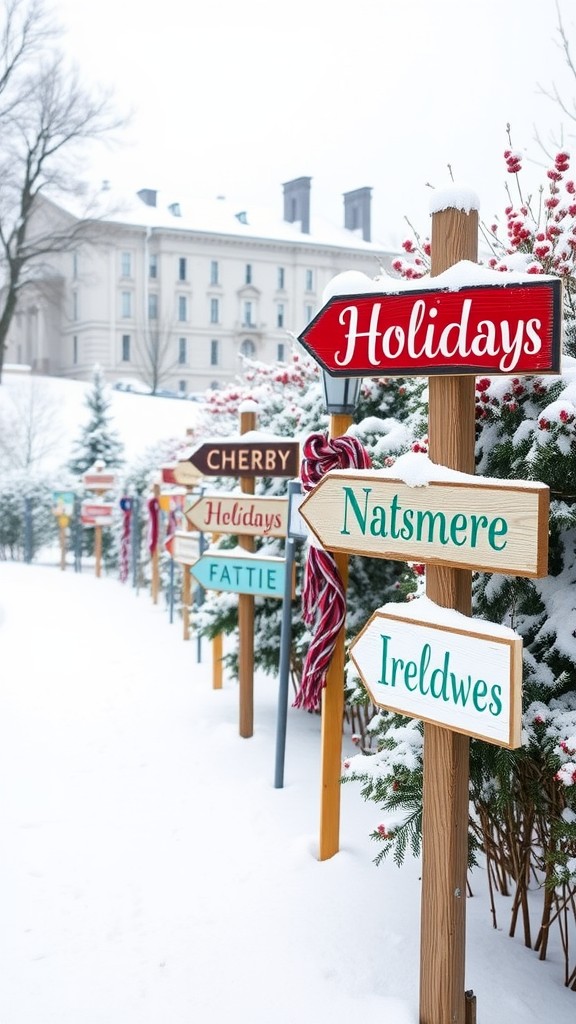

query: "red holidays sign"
(298, 278), (562, 377)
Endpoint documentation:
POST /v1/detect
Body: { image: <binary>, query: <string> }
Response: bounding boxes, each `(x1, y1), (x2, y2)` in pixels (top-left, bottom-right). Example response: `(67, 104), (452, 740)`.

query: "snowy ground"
(1, 369), (574, 1019)
(1, 557), (575, 1023)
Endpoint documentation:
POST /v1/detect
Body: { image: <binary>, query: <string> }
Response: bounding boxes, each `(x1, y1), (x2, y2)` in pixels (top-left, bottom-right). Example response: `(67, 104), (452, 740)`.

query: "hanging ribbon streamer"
(293, 432), (372, 711)
(119, 496), (132, 583)
(147, 495), (160, 554)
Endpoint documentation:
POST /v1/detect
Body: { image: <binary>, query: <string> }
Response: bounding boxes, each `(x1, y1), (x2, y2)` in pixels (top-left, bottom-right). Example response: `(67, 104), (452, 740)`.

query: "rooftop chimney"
(137, 188), (158, 208)
(282, 176), (311, 234)
(343, 186), (372, 242)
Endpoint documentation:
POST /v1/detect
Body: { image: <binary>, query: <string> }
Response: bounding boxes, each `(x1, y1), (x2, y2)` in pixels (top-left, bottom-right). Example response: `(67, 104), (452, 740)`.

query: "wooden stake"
(420, 206), (478, 1024)
(238, 407), (256, 737)
(319, 411), (353, 861)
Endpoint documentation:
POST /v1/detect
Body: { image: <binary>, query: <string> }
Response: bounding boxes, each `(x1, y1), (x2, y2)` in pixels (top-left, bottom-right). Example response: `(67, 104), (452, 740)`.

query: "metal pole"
(274, 534), (296, 788)
(195, 530), (207, 663)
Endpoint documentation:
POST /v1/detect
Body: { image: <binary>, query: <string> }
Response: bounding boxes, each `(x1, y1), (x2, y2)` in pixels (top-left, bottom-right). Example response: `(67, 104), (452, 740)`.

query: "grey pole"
(274, 534), (297, 788)
(274, 479), (307, 789)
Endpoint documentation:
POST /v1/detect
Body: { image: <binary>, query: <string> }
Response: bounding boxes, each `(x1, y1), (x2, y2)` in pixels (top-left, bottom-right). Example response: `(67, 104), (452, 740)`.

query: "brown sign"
(188, 440), (300, 477)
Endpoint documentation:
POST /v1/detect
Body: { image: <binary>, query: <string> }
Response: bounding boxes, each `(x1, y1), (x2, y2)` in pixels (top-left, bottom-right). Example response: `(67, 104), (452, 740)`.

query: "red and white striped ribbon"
(294, 431), (372, 711)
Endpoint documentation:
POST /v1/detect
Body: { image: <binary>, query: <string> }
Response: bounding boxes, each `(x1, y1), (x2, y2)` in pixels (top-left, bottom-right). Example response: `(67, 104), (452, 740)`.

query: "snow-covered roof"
(55, 184), (395, 254)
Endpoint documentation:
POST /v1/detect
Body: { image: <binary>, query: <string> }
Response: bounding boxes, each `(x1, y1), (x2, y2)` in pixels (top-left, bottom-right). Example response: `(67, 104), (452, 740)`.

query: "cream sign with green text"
(349, 599), (523, 747)
(299, 469), (549, 577)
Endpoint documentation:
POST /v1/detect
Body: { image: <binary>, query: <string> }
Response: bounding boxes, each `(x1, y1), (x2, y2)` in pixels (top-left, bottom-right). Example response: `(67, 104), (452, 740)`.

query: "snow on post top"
(428, 186), (481, 215)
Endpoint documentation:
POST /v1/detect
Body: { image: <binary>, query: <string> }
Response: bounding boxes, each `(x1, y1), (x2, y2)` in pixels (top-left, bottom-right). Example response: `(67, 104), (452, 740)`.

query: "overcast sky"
(52, 0), (575, 248)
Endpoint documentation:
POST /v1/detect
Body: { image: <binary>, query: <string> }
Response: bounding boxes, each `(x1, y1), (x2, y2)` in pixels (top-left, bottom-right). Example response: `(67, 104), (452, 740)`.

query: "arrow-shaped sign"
(187, 437), (300, 477)
(184, 494), (288, 538)
(165, 530), (198, 565)
(349, 601), (522, 747)
(190, 551), (286, 597)
(298, 278), (562, 378)
(299, 469), (549, 577)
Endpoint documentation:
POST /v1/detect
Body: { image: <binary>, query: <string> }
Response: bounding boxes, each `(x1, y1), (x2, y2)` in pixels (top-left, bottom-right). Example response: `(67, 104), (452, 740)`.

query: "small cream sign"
(349, 599), (522, 748)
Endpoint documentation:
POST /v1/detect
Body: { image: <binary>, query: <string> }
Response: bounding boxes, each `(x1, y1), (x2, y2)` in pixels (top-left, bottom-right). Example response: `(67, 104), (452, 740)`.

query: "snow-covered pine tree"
(68, 365), (124, 476)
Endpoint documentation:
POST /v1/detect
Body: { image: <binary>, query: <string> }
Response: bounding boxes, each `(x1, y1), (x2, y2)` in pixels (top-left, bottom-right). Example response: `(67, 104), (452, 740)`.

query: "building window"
(243, 300), (253, 327)
(305, 268), (314, 292)
(276, 303), (285, 328)
(73, 335), (78, 364)
(210, 260), (219, 285)
(178, 295), (187, 322)
(72, 252), (79, 280)
(178, 257), (187, 282)
(240, 339), (256, 358)
(245, 263), (252, 284)
(121, 334), (131, 361)
(121, 251), (132, 278)
(121, 291), (132, 318)
(277, 266), (285, 290)
(210, 339), (219, 366)
(148, 293), (158, 319)
(149, 254), (158, 279)
(304, 303), (314, 323)
(178, 337), (187, 364)
(72, 291), (78, 320)
(277, 342), (285, 362)
(179, 379), (186, 395)
(210, 297), (219, 324)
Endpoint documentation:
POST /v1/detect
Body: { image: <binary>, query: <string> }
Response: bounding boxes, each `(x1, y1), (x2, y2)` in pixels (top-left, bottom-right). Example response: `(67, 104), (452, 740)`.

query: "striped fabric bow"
(294, 431), (372, 711)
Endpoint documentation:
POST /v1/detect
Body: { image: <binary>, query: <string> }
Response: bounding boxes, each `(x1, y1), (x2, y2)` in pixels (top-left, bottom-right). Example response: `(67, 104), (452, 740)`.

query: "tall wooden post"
(420, 206), (478, 1024)
(319, 411), (353, 861)
(151, 482), (161, 605)
(238, 406), (257, 737)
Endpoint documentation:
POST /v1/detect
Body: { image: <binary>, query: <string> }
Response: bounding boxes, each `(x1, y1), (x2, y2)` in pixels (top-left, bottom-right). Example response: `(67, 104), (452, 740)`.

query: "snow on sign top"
(299, 259), (562, 378)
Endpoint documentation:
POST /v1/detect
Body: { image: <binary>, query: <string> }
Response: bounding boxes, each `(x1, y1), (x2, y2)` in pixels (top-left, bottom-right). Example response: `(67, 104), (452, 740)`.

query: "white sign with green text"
(349, 597), (523, 747)
(299, 466), (549, 577)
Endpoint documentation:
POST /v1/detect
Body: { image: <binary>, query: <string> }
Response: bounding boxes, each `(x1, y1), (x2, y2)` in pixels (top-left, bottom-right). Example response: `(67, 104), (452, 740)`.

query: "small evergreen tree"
(68, 365), (124, 475)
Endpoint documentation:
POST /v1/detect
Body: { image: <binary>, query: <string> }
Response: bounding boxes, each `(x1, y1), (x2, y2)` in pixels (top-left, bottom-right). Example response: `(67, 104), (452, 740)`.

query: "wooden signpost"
(298, 277), (561, 377)
(186, 417), (298, 738)
(190, 550), (287, 597)
(82, 462), (117, 579)
(52, 490), (75, 571)
(349, 601), (523, 748)
(165, 530), (198, 565)
(299, 472), (549, 577)
(184, 493), (288, 539)
(186, 438), (300, 478)
(298, 199), (558, 1024)
(162, 459), (203, 640)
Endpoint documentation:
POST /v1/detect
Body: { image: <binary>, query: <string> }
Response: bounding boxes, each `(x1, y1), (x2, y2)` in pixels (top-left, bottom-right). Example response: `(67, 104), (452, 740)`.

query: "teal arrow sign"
(190, 551), (287, 597)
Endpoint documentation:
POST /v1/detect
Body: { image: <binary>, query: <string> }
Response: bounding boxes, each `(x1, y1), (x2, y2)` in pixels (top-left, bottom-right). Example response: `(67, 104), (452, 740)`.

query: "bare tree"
(0, 0), (122, 383)
(136, 317), (181, 394)
(0, 374), (64, 470)
(535, 0), (576, 155)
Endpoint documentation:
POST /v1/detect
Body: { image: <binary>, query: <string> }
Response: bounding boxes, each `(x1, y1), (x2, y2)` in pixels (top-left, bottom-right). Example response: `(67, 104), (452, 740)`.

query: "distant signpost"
(190, 551), (287, 598)
(187, 439), (300, 478)
(184, 493), (288, 538)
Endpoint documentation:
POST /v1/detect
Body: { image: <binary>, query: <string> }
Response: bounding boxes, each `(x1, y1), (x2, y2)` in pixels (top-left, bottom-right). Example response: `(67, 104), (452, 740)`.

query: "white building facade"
(6, 177), (397, 394)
